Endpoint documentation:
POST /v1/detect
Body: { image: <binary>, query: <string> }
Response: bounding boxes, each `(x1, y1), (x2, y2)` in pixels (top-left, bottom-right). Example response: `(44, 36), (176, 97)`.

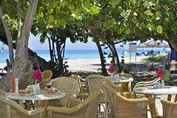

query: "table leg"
(145, 94), (159, 118)
(175, 94), (177, 102)
(167, 94), (172, 101)
(121, 82), (131, 92)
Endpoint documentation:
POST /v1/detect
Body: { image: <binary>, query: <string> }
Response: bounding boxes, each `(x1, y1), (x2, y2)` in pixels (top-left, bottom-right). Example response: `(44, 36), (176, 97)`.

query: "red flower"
(32, 70), (42, 83)
(156, 69), (164, 78)
(108, 64), (116, 73)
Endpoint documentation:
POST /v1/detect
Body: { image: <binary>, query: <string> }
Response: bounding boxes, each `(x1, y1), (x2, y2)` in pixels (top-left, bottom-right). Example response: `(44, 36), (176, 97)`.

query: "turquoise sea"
(0, 48), (171, 63)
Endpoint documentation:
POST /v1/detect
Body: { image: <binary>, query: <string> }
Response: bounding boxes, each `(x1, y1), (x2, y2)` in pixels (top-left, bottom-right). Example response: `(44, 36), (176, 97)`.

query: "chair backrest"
(42, 70), (53, 80)
(47, 90), (102, 118)
(71, 74), (86, 94)
(0, 89), (6, 96)
(103, 82), (148, 118)
(86, 74), (109, 102)
(40, 70), (53, 89)
(86, 74), (108, 94)
(161, 99), (177, 118)
(49, 77), (80, 97)
(134, 77), (161, 88)
(0, 96), (44, 118)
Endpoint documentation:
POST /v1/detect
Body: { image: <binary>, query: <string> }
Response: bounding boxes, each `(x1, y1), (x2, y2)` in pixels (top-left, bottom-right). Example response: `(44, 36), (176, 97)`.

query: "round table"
(7, 90), (65, 101)
(133, 86), (177, 118)
(7, 90), (65, 112)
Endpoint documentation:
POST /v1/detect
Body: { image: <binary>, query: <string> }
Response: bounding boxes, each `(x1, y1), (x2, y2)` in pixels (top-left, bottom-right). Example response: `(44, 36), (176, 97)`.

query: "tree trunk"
(0, 6), (14, 64)
(91, 29), (108, 75)
(11, 0), (39, 90)
(107, 42), (122, 72)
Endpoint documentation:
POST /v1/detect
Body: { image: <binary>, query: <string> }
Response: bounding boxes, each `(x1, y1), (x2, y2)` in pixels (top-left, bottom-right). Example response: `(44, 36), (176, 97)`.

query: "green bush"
(143, 55), (168, 62)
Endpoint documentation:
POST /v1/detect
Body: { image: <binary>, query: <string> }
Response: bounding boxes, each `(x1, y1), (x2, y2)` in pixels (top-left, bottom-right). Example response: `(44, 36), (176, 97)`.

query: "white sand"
(67, 56), (146, 72)
(0, 63), (6, 69)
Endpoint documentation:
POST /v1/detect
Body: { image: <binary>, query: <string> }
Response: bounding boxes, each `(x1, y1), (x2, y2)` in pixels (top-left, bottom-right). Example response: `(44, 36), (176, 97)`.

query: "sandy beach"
(67, 56), (147, 72)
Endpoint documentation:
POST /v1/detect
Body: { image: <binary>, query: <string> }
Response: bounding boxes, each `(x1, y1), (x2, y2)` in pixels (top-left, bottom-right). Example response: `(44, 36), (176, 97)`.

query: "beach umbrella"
(158, 41), (169, 48)
(137, 42), (147, 48)
(145, 40), (169, 48)
(145, 40), (160, 48)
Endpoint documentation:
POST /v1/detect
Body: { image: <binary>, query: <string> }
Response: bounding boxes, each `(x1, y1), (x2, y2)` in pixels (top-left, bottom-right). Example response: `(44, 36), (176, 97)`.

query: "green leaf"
(117, 28), (123, 34)
(147, 24), (153, 31)
(157, 25), (163, 34)
(109, 0), (121, 5)
(48, 16), (54, 24)
(48, 9), (54, 14)
(125, 28), (131, 35)
(90, 5), (100, 15)
(154, 4), (161, 10)
(58, 19), (66, 27)
(155, 11), (161, 20)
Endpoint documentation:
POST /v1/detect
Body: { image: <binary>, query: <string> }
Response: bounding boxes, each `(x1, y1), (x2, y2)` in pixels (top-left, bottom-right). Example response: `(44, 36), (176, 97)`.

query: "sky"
(28, 34), (98, 50)
(0, 34), (98, 50)
(28, 34), (136, 50)
(0, 34), (133, 50)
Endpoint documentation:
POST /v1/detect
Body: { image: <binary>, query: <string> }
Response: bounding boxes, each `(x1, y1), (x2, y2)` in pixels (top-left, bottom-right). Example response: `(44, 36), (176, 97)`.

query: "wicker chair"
(0, 96), (44, 118)
(48, 77), (80, 106)
(134, 77), (161, 88)
(0, 89), (6, 96)
(103, 82), (149, 118)
(47, 90), (102, 118)
(85, 74), (111, 118)
(161, 99), (177, 118)
(40, 70), (53, 89)
(71, 74), (89, 100)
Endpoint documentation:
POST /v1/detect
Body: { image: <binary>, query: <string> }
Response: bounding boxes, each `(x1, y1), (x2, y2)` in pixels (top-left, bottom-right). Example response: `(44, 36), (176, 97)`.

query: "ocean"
(0, 48), (171, 63)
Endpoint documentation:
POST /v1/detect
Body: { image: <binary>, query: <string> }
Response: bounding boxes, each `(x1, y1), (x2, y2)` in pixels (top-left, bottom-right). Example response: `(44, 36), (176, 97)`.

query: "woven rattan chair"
(134, 77), (161, 88)
(40, 70), (53, 89)
(0, 89), (6, 96)
(47, 90), (102, 118)
(71, 74), (89, 100)
(160, 99), (177, 118)
(85, 74), (111, 118)
(48, 77), (80, 106)
(0, 96), (44, 118)
(103, 82), (149, 118)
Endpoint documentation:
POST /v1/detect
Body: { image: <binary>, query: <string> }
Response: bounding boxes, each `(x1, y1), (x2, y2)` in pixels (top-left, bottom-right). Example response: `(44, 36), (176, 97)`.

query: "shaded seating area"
(3, 72), (177, 118)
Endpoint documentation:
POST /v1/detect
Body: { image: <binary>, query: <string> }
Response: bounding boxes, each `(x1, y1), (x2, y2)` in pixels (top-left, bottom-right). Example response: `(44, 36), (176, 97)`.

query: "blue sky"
(0, 34), (139, 50)
(29, 34), (98, 50)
